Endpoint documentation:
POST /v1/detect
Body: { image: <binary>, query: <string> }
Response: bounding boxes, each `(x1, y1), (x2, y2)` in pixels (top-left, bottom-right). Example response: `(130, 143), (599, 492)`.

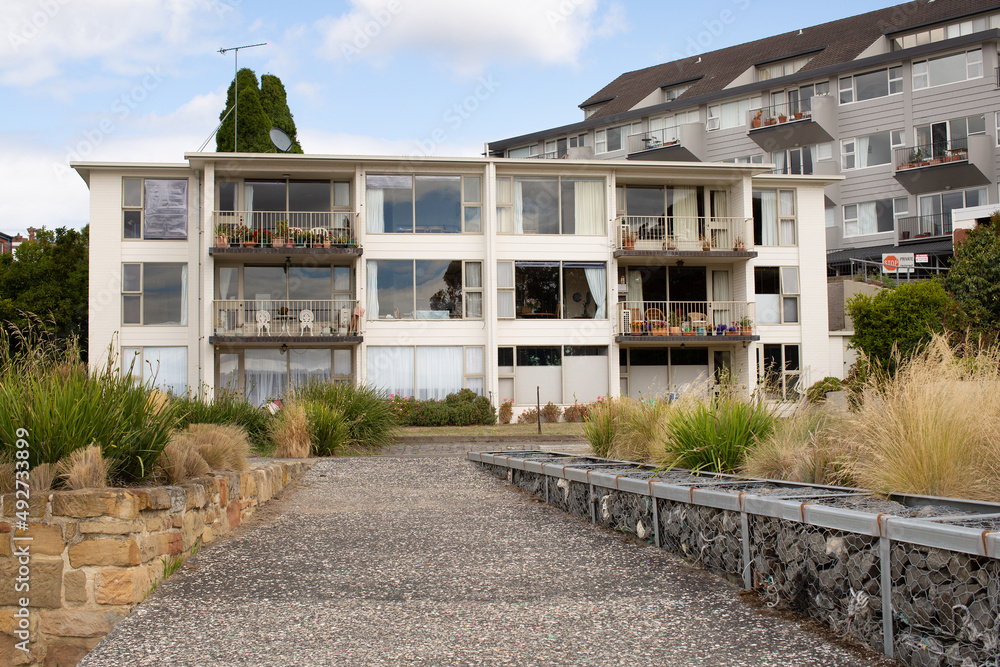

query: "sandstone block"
(96, 567), (149, 605)
(181, 512), (203, 549)
(0, 558), (64, 607)
(79, 518), (143, 535)
(143, 513), (166, 532)
(40, 610), (112, 638)
(218, 476), (229, 507)
(52, 490), (138, 520)
(181, 483), (206, 510)
(131, 487), (173, 511)
(18, 524), (64, 556)
(227, 500), (240, 529)
(0, 533), (10, 557)
(3, 492), (48, 518)
(0, 638), (35, 666)
(0, 608), (38, 636)
(68, 537), (140, 568)
(63, 570), (88, 605)
(43, 638), (101, 667)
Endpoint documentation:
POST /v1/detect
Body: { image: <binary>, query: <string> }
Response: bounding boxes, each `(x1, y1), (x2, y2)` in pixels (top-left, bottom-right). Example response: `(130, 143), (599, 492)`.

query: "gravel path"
(79, 456), (883, 667)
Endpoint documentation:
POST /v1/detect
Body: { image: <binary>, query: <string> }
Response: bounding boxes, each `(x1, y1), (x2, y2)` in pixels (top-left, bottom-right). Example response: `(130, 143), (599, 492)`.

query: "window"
(729, 155), (765, 164)
(760, 344), (800, 400)
(840, 130), (902, 170)
(122, 346), (188, 395)
(662, 83), (690, 101)
(365, 174), (480, 234)
(499, 345), (609, 405)
(771, 147), (813, 175)
(495, 176), (605, 235)
(366, 259), (480, 320)
(507, 261), (606, 320)
(241, 179), (350, 232)
(891, 16), (991, 50)
(914, 115), (985, 158)
(366, 346), (484, 399)
(507, 145), (538, 158)
(918, 188), (989, 234)
(913, 49), (983, 89)
(707, 97), (756, 130)
(755, 267), (798, 324)
(757, 56), (813, 81)
(596, 123), (641, 153)
(839, 67), (902, 104)
(843, 198), (900, 236)
(752, 189), (796, 246)
(825, 206), (835, 229)
(122, 263), (188, 325)
(231, 348), (350, 407)
(122, 178), (188, 240)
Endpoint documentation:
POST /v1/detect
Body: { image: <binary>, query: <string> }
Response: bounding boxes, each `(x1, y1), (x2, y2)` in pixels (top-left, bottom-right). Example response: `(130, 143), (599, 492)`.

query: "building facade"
(73, 153), (835, 409)
(487, 0), (1000, 275)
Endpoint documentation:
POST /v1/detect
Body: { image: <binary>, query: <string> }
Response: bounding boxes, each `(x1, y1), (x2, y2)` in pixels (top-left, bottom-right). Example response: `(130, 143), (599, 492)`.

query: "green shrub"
(517, 407), (539, 424)
(303, 401), (349, 456)
(498, 399), (513, 424)
(805, 376), (844, 404)
(847, 280), (951, 365)
(390, 389), (496, 427)
(583, 398), (670, 461)
(660, 394), (776, 473)
(173, 391), (273, 455)
(540, 401), (562, 423)
(295, 381), (398, 450)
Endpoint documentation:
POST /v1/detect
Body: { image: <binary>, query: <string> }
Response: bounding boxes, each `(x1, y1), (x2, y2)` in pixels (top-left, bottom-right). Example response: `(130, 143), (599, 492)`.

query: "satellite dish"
(269, 128), (292, 153)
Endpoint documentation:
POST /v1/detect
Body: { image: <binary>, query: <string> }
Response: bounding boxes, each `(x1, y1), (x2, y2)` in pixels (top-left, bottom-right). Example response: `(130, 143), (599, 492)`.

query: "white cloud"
(316, 0), (626, 74)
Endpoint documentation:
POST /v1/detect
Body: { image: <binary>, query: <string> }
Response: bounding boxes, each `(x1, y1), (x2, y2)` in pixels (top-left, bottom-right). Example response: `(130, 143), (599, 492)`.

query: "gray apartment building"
(487, 0), (1000, 274)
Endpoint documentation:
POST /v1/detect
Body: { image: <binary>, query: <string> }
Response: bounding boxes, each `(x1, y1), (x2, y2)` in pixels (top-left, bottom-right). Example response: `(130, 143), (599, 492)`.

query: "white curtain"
(772, 151), (787, 174)
(142, 347), (188, 396)
(574, 180), (604, 235)
(672, 187), (698, 242)
(465, 347), (484, 395)
(179, 265), (188, 326)
(720, 102), (741, 128)
(244, 349), (286, 407)
(366, 260), (379, 318)
(333, 349), (352, 377)
(712, 190), (728, 218)
(584, 266), (607, 319)
(367, 347), (414, 397)
(366, 187), (385, 233)
(627, 270), (643, 305)
(859, 201), (878, 235)
(415, 347), (463, 400)
(289, 349), (331, 389)
(712, 271), (731, 326)
(244, 184), (254, 212)
(857, 135), (870, 169)
(513, 180), (524, 234)
(760, 190), (778, 246)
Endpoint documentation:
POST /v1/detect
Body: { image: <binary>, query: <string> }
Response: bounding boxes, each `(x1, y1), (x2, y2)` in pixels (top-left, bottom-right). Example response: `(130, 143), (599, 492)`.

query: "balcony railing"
(897, 214), (951, 241)
(212, 299), (362, 337)
(748, 100), (812, 130)
(617, 301), (755, 336)
(895, 139), (968, 171)
(627, 128), (683, 154)
(213, 211), (359, 248)
(616, 216), (751, 251)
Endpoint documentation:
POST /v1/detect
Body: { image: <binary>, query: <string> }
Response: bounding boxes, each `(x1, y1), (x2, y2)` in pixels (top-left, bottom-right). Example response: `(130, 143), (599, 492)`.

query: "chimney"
(27, 227), (36, 241)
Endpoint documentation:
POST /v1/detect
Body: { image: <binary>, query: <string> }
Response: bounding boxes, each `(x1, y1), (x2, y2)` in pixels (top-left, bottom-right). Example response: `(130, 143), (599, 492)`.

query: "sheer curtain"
(672, 187), (698, 243)
(627, 270), (643, 305)
(244, 184), (254, 213)
(464, 347), (484, 395)
(772, 151), (787, 174)
(366, 187), (384, 233)
(367, 347), (414, 397)
(244, 350), (286, 407)
(415, 347), (462, 400)
(711, 191), (728, 218)
(720, 102), (740, 128)
(712, 271), (731, 326)
(857, 135), (870, 169)
(143, 347), (188, 396)
(513, 181), (524, 234)
(584, 266), (607, 319)
(366, 261), (379, 318)
(760, 190), (778, 245)
(179, 265), (188, 326)
(574, 181), (604, 235)
(859, 202), (878, 235)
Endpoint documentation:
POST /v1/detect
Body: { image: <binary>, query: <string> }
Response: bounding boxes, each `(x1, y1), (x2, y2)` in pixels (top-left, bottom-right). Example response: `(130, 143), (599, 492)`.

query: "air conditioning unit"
(620, 308), (631, 334)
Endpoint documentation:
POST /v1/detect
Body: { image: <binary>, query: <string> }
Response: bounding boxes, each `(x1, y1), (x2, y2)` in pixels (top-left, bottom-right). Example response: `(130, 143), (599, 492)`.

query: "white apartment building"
(72, 153), (837, 409)
(487, 0), (1000, 277)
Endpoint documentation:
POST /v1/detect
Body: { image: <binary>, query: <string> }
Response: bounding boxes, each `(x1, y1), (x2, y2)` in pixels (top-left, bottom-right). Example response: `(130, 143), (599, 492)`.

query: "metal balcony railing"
(896, 214), (951, 241)
(748, 100), (812, 130)
(617, 301), (756, 336)
(894, 139), (968, 171)
(616, 215), (752, 251)
(212, 299), (362, 337)
(213, 211), (359, 248)
(627, 127), (683, 154)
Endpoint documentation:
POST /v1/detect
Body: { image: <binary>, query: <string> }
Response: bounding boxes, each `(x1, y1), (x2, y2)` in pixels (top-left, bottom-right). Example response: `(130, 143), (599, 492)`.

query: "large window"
(760, 344), (800, 400)
(757, 56), (813, 81)
(507, 145), (538, 158)
(367, 346), (484, 399)
(123, 178), (188, 240)
(752, 190), (796, 246)
(915, 115), (985, 157)
(497, 261), (606, 320)
(918, 188), (989, 234)
(122, 263), (187, 325)
(707, 97), (756, 130)
(498, 345), (608, 405)
(218, 348), (351, 407)
(755, 267), (799, 325)
(496, 176), (605, 235)
(596, 123), (641, 153)
(242, 179), (351, 230)
(891, 16), (991, 50)
(841, 130), (904, 170)
(366, 260), (480, 320)
(913, 49), (982, 89)
(843, 198), (904, 236)
(122, 346), (188, 395)
(366, 175), (481, 234)
(839, 67), (902, 104)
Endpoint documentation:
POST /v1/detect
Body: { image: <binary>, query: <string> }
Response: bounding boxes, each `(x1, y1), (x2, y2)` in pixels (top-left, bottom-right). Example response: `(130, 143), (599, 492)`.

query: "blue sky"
(0, 0), (902, 235)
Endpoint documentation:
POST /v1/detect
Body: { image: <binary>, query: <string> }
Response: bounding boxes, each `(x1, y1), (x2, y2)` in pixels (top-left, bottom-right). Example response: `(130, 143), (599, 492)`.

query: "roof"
(825, 238), (954, 265)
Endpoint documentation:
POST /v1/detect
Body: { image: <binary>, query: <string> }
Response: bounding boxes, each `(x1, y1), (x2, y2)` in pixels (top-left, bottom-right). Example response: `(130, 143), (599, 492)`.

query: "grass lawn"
(396, 422), (586, 437)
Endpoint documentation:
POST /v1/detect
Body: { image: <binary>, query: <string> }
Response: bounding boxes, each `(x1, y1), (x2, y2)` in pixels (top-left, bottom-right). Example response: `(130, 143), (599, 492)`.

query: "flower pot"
(321, 241), (331, 249)
(725, 331), (739, 336)
(778, 115), (787, 123)
(741, 326), (752, 335)
(668, 326), (681, 336)
(242, 241), (257, 247)
(215, 236), (229, 247)
(695, 325), (707, 336)
(682, 331), (696, 336)
(751, 118), (761, 129)
(765, 119), (776, 126)
(793, 112), (803, 120)
(272, 237), (287, 248)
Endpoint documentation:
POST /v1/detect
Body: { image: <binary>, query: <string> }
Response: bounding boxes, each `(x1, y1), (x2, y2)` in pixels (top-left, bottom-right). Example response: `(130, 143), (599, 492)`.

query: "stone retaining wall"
(1, 459), (311, 667)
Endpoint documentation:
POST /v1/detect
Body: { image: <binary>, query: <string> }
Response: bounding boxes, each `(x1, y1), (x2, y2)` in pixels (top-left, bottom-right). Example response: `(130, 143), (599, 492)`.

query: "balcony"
(626, 123), (705, 162)
(896, 214), (951, 243)
(616, 301), (757, 342)
(211, 211), (361, 256)
(614, 216), (755, 257)
(747, 96), (835, 153)
(209, 299), (362, 344)
(893, 135), (993, 195)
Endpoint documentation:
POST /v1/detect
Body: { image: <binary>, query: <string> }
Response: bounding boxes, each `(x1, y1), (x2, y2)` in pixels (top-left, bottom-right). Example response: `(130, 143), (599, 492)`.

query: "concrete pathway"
(80, 455), (887, 667)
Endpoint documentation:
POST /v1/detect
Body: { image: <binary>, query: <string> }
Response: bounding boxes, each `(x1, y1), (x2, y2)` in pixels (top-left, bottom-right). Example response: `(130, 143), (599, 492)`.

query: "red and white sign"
(882, 253), (915, 274)
(915, 254), (929, 264)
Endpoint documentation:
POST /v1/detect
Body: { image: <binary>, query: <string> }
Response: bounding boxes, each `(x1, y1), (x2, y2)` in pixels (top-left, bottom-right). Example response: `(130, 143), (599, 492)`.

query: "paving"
(79, 451), (887, 667)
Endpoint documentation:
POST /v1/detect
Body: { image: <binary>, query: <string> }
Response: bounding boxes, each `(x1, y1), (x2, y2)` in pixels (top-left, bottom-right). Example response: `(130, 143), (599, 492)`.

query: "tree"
(0, 226), (89, 360)
(943, 213), (1000, 338)
(846, 280), (951, 363)
(216, 68), (303, 153)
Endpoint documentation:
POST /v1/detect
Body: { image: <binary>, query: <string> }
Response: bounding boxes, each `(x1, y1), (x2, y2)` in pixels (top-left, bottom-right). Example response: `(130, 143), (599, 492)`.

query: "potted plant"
(777, 113), (787, 123)
(793, 110), (803, 120)
(701, 236), (712, 252)
(622, 226), (635, 250)
(737, 316), (752, 335)
(668, 312), (682, 336)
(715, 323), (727, 336)
(751, 109), (762, 129)
(242, 229), (258, 247)
(765, 116), (777, 126)
(318, 231), (331, 249)
(725, 323), (739, 336)
(733, 236), (745, 252)
(214, 223), (229, 247)
(525, 297), (541, 313)
(215, 312), (228, 336)
(273, 220), (289, 248)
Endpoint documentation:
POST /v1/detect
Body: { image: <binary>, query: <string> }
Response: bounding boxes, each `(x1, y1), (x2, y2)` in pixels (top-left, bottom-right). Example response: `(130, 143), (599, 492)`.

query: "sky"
(0, 0), (904, 235)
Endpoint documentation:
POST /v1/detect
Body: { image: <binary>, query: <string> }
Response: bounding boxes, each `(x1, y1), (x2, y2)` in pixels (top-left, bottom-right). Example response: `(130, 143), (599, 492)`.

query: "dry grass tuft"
(157, 439), (211, 484)
(146, 389), (172, 415)
(0, 460), (13, 494)
(170, 423), (250, 471)
(56, 444), (111, 490)
(849, 335), (1000, 501)
(29, 463), (56, 491)
(269, 402), (312, 458)
(744, 408), (852, 486)
(584, 397), (672, 461)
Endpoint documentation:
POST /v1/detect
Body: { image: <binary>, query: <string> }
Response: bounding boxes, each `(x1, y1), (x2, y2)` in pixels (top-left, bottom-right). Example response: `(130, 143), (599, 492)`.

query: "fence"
(213, 211), (359, 248)
(470, 451), (1000, 665)
(617, 300), (755, 335)
(212, 299), (361, 336)
(616, 216), (751, 251)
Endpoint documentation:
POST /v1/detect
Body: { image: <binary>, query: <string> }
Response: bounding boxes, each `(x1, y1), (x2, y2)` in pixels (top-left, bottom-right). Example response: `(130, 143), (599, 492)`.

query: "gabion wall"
(474, 455), (1000, 667)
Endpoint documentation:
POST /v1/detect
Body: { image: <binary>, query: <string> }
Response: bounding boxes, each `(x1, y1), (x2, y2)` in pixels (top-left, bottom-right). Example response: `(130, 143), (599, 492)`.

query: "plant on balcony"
(736, 316), (753, 334)
(777, 112), (787, 123)
(241, 229), (259, 247)
(701, 236), (712, 251)
(622, 226), (635, 250)
(733, 236), (745, 252)
(214, 223), (230, 247)
(751, 109), (762, 129)
(272, 220), (289, 247)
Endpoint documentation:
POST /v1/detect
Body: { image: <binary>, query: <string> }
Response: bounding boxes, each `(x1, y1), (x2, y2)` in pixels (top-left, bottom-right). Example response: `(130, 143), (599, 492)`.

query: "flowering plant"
(524, 297), (542, 310)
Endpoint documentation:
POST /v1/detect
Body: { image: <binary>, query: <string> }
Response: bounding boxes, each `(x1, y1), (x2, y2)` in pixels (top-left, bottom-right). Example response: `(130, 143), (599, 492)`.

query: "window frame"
(755, 266), (799, 324)
(595, 123), (641, 153)
(496, 260), (607, 320)
(912, 48), (983, 90)
(366, 259), (482, 321)
(122, 262), (188, 326)
(760, 343), (801, 400)
(495, 175), (606, 235)
(122, 346), (188, 396)
(365, 174), (482, 234)
(365, 345), (486, 398)
(840, 129), (901, 170)
(838, 66), (902, 105)
(122, 177), (189, 241)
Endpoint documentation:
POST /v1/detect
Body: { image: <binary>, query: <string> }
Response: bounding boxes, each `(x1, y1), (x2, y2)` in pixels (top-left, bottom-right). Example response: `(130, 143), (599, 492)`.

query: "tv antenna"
(218, 42), (266, 152)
